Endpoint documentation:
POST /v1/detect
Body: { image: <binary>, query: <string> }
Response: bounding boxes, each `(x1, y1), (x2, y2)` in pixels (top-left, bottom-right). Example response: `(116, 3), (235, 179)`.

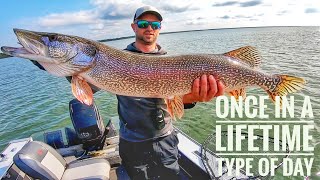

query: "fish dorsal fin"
(71, 75), (93, 105)
(165, 96), (185, 120)
(223, 46), (262, 68)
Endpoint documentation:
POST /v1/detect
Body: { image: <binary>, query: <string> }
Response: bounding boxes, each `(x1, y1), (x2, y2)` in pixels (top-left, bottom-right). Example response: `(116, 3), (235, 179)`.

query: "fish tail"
(265, 75), (305, 105)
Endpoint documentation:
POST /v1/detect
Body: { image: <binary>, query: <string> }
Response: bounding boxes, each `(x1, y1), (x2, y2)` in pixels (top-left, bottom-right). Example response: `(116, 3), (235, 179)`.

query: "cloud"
(213, 0), (263, 8)
(218, 14), (254, 19)
(161, 4), (198, 13)
(249, 18), (258, 21)
(239, 0), (263, 7)
(37, 0), (200, 28)
(89, 23), (105, 30)
(235, 15), (253, 18)
(148, 0), (199, 13)
(35, 0), (205, 39)
(305, 8), (319, 13)
(185, 16), (208, 26)
(277, 10), (288, 16)
(38, 10), (98, 27)
(93, 0), (142, 20)
(99, 11), (132, 20)
(38, 0), (143, 27)
(185, 20), (207, 26)
(220, 15), (231, 19)
(212, 1), (238, 7)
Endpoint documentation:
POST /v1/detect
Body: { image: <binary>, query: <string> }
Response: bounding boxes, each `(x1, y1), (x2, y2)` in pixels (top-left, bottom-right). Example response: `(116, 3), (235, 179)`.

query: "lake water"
(0, 26), (319, 179)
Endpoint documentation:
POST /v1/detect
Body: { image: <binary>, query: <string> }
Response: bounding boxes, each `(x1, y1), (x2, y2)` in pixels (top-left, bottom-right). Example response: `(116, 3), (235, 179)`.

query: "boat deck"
(1, 122), (249, 180)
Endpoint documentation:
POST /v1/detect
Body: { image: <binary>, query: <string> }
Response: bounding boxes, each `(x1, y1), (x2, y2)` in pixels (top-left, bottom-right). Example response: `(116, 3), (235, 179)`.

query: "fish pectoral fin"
(165, 96), (184, 120)
(266, 75), (305, 107)
(71, 75), (93, 105)
(228, 88), (246, 101)
(223, 46), (262, 69)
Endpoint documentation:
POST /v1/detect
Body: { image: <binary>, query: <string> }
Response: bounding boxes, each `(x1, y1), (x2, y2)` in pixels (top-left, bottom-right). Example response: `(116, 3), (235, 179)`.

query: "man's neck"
(134, 41), (157, 53)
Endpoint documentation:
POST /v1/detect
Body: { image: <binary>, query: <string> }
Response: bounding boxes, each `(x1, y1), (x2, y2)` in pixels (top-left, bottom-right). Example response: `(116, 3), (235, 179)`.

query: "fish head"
(1, 29), (97, 76)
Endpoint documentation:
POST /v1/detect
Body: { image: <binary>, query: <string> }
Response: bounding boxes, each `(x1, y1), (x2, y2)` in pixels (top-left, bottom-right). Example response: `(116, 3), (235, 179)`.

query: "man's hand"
(183, 75), (225, 104)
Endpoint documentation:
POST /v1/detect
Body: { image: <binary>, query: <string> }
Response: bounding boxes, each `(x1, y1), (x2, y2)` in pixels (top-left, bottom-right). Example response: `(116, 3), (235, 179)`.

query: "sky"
(0, 0), (319, 46)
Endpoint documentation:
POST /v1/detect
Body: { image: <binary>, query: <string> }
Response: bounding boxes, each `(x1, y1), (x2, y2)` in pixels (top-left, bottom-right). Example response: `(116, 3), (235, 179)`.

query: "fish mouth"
(1, 29), (48, 60)
(1, 46), (32, 56)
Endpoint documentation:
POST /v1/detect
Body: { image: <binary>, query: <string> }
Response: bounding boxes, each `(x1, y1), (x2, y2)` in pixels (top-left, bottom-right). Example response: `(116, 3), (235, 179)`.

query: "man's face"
(132, 14), (161, 45)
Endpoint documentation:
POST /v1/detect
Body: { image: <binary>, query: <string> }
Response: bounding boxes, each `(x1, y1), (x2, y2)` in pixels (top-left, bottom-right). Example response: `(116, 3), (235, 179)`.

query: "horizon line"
(99, 25), (319, 42)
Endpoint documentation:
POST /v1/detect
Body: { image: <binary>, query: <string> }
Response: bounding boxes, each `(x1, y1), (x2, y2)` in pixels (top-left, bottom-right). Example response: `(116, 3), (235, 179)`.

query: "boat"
(0, 99), (249, 180)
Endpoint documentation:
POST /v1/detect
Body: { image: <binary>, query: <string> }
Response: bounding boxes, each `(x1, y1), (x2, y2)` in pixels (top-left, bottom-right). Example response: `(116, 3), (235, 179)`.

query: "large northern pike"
(1, 29), (305, 119)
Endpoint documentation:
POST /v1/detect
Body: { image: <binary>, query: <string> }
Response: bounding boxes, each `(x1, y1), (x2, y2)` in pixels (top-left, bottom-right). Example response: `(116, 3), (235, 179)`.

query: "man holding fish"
(17, 5), (224, 179)
(117, 5), (225, 180)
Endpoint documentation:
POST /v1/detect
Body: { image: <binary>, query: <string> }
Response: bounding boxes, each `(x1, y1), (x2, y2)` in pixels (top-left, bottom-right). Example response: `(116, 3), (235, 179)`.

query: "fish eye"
(48, 35), (57, 41)
(87, 48), (97, 57)
(83, 45), (97, 56)
(92, 49), (97, 56)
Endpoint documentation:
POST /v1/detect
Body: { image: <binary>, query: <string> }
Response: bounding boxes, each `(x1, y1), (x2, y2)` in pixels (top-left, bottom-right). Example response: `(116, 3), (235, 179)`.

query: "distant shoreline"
(99, 25), (318, 42)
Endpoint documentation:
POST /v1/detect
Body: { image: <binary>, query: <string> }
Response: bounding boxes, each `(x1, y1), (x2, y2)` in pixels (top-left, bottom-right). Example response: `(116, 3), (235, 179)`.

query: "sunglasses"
(135, 20), (161, 30)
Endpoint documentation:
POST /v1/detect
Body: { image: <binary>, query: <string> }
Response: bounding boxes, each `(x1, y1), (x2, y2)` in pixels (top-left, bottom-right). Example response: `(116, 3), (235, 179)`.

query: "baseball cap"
(133, 5), (163, 21)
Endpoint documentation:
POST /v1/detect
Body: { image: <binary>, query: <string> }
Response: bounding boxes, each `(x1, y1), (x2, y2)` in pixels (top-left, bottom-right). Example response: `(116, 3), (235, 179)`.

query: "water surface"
(0, 26), (319, 179)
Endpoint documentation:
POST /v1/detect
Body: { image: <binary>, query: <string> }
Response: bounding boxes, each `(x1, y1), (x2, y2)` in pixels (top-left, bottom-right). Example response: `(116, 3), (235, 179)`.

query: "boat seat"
(13, 141), (110, 180)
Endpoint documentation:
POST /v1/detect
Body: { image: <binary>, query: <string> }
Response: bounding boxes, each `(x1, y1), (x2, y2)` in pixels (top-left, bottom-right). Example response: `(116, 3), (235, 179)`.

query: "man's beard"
(137, 33), (157, 45)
